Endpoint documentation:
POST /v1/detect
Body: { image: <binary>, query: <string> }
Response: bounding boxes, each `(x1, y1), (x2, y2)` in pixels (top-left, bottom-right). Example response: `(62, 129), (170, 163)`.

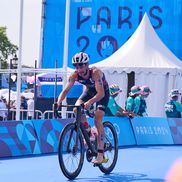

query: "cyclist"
(164, 89), (182, 118)
(57, 52), (110, 165)
(107, 84), (131, 116)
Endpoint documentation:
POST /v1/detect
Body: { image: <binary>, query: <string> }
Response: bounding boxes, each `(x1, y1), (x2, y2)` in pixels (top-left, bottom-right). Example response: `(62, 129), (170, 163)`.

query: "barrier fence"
(0, 116), (182, 157)
(0, 109), (75, 121)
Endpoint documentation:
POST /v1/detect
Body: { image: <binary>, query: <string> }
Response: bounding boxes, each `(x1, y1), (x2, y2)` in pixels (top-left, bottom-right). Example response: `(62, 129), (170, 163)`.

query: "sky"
(0, 0), (42, 67)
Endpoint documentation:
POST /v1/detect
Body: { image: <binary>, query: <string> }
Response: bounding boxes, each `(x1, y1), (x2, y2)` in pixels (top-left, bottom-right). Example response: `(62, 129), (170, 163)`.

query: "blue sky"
(0, 0), (42, 67)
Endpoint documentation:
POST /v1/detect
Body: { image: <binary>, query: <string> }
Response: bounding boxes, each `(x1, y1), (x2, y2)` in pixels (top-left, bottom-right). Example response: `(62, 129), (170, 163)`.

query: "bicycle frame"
(54, 104), (97, 156)
(56, 103), (118, 180)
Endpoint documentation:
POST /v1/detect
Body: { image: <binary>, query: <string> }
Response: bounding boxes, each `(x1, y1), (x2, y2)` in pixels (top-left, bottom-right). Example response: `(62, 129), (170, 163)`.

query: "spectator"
(125, 85), (141, 116)
(27, 97), (34, 120)
(134, 86), (151, 117)
(0, 97), (7, 121)
(8, 100), (16, 120)
(107, 84), (130, 116)
(20, 96), (28, 119)
(164, 89), (182, 118)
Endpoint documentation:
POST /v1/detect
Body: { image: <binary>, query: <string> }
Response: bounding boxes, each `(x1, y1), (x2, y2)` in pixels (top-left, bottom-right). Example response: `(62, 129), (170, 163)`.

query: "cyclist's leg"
(93, 89), (110, 164)
(93, 108), (105, 164)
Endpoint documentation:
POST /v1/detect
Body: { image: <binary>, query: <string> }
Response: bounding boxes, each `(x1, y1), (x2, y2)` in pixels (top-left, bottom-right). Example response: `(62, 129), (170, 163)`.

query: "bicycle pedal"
(93, 163), (100, 167)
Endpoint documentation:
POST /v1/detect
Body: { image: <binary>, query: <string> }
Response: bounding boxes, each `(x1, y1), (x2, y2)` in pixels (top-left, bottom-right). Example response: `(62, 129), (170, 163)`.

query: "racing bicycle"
(54, 104), (118, 180)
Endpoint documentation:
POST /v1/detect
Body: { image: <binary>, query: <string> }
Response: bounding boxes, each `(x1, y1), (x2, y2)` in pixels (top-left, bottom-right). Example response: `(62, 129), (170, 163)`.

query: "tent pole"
(34, 60), (37, 119)
(54, 60), (58, 119)
(62, 0), (71, 118)
(54, 60), (58, 103)
(16, 0), (24, 121)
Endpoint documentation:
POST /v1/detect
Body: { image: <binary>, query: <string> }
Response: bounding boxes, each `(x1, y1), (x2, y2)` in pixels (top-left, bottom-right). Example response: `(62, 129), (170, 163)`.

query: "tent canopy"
(91, 13), (182, 117)
(92, 14), (182, 75)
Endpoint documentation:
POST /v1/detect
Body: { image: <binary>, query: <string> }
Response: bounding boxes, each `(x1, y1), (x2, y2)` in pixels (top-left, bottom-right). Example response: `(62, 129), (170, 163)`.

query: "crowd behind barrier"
(0, 116), (182, 158)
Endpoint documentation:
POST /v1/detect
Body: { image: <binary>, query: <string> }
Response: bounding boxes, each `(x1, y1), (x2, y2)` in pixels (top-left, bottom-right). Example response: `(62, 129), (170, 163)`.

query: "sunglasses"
(73, 63), (84, 67)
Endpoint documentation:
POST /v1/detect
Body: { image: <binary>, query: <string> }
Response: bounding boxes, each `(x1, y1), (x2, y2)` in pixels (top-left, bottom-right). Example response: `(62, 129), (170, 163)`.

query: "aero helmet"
(72, 52), (89, 65)
(109, 84), (122, 96)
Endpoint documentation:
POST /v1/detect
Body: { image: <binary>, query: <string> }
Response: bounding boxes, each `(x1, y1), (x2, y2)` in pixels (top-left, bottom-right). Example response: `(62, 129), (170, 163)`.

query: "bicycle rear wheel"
(99, 121), (118, 174)
(58, 123), (84, 180)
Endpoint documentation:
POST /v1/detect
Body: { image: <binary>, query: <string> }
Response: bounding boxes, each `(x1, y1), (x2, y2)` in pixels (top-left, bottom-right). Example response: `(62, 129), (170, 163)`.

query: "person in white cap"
(107, 84), (131, 116)
(125, 85), (141, 116)
(134, 86), (151, 117)
(164, 89), (182, 118)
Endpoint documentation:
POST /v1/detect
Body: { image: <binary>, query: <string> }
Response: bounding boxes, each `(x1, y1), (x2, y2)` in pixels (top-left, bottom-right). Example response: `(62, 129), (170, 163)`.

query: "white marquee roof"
(92, 14), (182, 74)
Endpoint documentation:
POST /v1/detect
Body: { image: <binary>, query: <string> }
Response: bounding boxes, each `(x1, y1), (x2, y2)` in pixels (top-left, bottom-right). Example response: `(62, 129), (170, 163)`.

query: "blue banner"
(88, 116), (136, 146)
(0, 120), (40, 157)
(167, 118), (182, 144)
(33, 119), (74, 153)
(131, 117), (174, 145)
(42, 0), (182, 68)
(41, 84), (83, 98)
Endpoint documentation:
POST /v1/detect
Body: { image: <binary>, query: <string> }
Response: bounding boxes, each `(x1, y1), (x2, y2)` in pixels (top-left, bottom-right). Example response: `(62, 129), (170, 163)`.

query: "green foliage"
(0, 27), (18, 69)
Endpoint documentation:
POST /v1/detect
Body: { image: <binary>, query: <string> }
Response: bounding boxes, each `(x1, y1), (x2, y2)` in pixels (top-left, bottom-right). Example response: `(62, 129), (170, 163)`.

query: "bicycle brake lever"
(53, 103), (58, 110)
(53, 103), (62, 119)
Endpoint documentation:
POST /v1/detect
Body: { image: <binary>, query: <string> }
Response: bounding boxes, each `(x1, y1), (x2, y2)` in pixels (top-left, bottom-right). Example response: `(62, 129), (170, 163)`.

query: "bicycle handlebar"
(53, 103), (94, 119)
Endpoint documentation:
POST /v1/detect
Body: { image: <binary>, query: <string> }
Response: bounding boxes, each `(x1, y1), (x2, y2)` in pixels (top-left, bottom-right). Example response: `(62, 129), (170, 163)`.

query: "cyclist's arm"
(57, 71), (77, 105)
(87, 68), (105, 105)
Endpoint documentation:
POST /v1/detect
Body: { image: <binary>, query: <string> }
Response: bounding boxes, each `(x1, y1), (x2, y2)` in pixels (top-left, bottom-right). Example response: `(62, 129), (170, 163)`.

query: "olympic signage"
(42, 0), (182, 68)
(131, 117), (174, 145)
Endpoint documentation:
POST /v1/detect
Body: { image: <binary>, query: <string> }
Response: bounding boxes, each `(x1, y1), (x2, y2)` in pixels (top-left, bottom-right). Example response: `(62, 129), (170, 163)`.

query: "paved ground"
(0, 146), (181, 182)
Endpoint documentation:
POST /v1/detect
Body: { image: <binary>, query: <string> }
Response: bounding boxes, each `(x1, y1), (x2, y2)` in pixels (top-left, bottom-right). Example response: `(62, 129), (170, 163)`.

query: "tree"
(0, 27), (18, 69)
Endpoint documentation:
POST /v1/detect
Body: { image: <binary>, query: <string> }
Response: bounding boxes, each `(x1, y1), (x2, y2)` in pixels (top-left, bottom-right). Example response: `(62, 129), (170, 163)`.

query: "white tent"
(92, 14), (182, 117)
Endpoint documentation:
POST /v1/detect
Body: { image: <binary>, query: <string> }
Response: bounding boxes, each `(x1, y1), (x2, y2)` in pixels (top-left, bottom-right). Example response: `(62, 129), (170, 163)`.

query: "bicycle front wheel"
(58, 123), (84, 180)
(99, 121), (118, 174)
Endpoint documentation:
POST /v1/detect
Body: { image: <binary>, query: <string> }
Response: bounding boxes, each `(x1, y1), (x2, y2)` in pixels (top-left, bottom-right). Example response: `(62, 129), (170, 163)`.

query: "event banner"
(0, 120), (40, 157)
(167, 118), (182, 144)
(33, 119), (74, 153)
(0, 119), (74, 157)
(88, 116), (136, 146)
(42, 0), (182, 68)
(131, 117), (174, 145)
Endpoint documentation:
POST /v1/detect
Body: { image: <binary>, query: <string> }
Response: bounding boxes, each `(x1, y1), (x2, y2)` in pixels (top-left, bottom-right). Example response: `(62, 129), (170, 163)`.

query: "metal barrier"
(0, 109), (74, 121)
(0, 109), (42, 121)
(10, 109), (43, 120)
(0, 109), (8, 121)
